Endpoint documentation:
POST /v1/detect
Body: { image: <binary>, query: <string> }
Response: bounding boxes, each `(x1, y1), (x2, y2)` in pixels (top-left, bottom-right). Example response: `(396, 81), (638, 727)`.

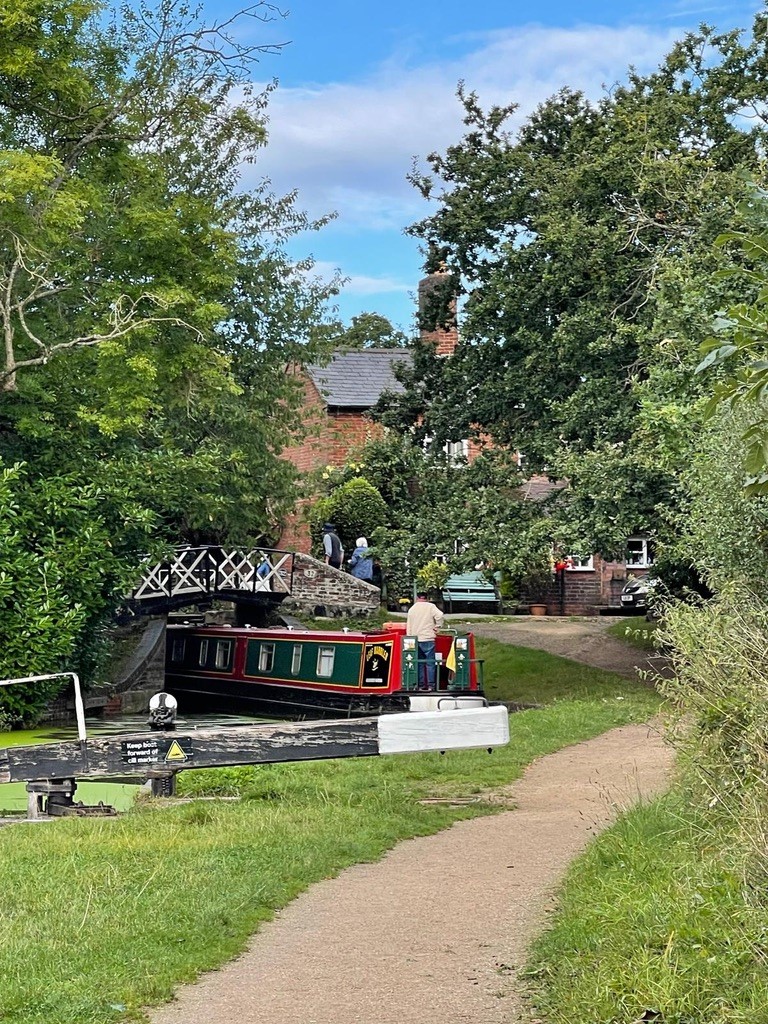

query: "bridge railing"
(132, 546), (294, 602)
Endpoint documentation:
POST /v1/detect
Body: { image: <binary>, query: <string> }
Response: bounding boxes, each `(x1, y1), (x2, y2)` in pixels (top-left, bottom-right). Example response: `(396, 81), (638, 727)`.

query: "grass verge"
(0, 642), (660, 1023)
(527, 794), (768, 1024)
(606, 617), (658, 650)
(478, 635), (656, 705)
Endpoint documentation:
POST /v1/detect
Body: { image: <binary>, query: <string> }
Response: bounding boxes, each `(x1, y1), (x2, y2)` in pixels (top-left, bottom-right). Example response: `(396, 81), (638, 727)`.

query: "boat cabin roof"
(166, 624), (398, 642)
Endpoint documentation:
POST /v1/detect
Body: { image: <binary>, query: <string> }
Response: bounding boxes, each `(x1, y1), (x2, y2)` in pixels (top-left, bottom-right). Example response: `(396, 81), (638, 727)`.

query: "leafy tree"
(0, 0), (339, 715)
(390, 18), (768, 559)
(332, 312), (410, 349)
(696, 185), (768, 495)
(330, 434), (551, 603)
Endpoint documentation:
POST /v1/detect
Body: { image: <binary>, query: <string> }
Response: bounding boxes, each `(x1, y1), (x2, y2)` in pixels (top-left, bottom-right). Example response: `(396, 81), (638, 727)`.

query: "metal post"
(0, 672), (88, 763)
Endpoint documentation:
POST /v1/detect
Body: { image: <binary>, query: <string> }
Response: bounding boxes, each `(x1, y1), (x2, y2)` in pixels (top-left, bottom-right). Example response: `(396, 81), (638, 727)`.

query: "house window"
(626, 537), (654, 568)
(443, 439), (469, 465)
(317, 646), (336, 678)
(198, 639), (209, 666)
(567, 555), (594, 572)
(171, 638), (186, 662)
(258, 643), (275, 672)
(214, 640), (232, 670)
(291, 644), (303, 676)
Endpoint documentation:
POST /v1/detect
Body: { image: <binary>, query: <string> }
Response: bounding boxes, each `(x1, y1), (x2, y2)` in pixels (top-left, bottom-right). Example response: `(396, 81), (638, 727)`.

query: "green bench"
(442, 572), (502, 614)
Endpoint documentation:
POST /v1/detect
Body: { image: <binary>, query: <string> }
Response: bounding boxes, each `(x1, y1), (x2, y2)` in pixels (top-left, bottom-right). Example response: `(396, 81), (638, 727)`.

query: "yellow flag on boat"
(446, 639), (457, 677)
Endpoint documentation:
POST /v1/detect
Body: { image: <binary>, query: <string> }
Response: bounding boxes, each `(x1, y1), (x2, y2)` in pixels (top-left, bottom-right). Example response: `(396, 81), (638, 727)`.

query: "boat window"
(198, 639), (209, 666)
(291, 644), (302, 675)
(316, 646), (335, 678)
(171, 638), (186, 662)
(215, 640), (232, 670)
(258, 643), (275, 672)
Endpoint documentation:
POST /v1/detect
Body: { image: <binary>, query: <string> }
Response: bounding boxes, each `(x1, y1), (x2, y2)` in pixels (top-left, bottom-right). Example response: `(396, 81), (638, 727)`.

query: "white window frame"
(443, 439), (469, 466)
(566, 554), (594, 572)
(171, 638), (186, 662)
(258, 643), (275, 673)
(626, 537), (654, 568)
(198, 639), (209, 666)
(291, 644), (303, 676)
(214, 640), (232, 670)
(317, 646), (336, 678)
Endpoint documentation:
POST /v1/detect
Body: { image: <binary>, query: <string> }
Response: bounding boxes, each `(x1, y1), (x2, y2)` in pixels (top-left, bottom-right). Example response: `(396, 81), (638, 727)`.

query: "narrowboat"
(164, 622), (485, 718)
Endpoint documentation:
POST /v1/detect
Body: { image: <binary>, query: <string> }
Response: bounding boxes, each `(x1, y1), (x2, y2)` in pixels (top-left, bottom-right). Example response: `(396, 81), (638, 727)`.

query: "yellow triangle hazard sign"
(164, 739), (188, 763)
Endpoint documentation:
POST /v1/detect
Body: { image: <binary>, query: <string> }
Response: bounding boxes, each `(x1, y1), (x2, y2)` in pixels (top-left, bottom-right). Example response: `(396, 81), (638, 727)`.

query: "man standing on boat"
(322, 523), (344, 570)
(406, 592), (444, 690)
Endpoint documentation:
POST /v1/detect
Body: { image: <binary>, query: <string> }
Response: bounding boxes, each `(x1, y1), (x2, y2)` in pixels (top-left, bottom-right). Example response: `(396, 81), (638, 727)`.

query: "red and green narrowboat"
(164, 622), (484, 718)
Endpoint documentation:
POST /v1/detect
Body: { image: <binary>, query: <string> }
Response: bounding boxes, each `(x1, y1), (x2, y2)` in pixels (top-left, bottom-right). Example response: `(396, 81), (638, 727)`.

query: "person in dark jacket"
(349, 537), (373, 580)
(322, 523), (344, 569)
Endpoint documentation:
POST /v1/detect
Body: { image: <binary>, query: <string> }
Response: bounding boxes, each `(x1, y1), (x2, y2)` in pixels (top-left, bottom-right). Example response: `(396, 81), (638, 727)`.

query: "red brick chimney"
(418, 267), (459, 356)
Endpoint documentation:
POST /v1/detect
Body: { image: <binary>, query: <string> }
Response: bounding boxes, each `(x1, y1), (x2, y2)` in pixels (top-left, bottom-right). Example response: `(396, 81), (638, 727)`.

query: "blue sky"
(223, 1), (759, 334)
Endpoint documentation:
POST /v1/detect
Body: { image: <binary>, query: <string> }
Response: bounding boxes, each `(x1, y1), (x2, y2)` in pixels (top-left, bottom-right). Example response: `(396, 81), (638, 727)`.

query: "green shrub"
(310, 477), (389, 557)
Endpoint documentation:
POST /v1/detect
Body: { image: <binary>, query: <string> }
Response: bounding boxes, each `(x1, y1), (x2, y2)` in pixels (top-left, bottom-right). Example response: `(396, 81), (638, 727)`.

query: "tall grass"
(659, 590), (768, 873)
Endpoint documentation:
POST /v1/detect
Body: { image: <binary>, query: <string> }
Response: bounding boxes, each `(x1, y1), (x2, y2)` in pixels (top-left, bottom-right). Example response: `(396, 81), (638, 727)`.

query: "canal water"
(0, 711), (268, 815)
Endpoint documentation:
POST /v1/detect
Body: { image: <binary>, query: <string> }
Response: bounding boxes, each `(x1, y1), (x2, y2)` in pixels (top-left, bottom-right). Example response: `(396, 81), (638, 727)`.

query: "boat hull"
(164, 672), (414, 720)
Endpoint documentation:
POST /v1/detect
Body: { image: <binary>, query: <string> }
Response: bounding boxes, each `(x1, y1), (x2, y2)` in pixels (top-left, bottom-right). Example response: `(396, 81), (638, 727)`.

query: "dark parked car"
(619, 576), (655, 614)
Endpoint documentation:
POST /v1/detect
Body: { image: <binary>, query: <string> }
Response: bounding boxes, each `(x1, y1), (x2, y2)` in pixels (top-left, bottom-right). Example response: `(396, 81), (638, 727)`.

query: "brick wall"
(541, 558), (651, 615)
(282, 552), (381, 617)
(279, 368), (389, 551)
(283, 410), (386, 477)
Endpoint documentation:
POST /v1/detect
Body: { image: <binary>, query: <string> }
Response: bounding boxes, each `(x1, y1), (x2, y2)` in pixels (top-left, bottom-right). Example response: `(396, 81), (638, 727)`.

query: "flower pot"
(529, 603), (548, 616)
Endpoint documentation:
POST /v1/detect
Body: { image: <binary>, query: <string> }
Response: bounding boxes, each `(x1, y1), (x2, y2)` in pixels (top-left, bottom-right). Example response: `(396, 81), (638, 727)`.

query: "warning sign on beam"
(120, 736), (194, 766)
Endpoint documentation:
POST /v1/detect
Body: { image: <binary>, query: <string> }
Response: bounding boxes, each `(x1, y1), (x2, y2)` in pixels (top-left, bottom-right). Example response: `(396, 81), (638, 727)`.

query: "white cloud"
(247, 22), (682, 228)
(308, 261), (412, 297)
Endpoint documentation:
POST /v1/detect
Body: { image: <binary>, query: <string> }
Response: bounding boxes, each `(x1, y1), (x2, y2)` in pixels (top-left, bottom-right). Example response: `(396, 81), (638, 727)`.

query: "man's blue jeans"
(418, 640), (436, 690)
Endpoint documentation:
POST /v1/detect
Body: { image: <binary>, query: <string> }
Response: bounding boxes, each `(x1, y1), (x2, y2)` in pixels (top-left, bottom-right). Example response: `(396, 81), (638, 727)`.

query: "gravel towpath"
(466, 614), (670, 679)
(147, 721), (672, 1024)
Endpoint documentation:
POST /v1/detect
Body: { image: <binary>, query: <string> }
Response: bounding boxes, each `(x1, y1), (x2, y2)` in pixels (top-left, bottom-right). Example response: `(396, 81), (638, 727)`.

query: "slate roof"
(306, 348), (412, 409)
(520, 476), (567, 501)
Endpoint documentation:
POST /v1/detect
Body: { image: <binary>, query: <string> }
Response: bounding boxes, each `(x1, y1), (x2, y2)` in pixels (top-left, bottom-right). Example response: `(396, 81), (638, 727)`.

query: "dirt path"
(466, 614), (671, 679)
(147, 723), (672, 1024)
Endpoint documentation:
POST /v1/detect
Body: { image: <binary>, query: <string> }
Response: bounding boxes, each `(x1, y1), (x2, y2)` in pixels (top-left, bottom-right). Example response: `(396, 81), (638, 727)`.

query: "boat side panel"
(244, 637), (364, 690)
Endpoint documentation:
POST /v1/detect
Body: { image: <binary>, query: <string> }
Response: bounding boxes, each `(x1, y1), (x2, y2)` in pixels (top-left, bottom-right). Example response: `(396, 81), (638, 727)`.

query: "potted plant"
(522, 564), (553, 616)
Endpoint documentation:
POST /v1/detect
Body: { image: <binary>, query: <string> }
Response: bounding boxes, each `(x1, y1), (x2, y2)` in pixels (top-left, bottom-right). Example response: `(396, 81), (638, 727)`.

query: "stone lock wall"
(283, 552), (381, 617)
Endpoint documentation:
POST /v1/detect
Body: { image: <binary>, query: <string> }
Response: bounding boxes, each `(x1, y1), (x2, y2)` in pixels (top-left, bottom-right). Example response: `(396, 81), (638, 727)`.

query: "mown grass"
(0, 639), (659, 1024)
(527, 794), (768, 1024)
(478, 635), (656, 705)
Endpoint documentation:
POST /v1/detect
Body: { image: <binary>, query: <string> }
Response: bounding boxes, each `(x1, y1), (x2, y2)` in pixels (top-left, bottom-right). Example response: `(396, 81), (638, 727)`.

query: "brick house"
(545, 542), (655, 616)
(278, 347), (413, 552)
(279, 267), (469, 552)
(522, 478), (654, 614)
(279, 269), (653, 613)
